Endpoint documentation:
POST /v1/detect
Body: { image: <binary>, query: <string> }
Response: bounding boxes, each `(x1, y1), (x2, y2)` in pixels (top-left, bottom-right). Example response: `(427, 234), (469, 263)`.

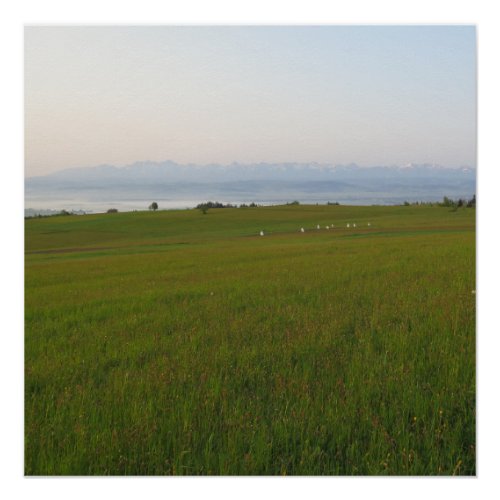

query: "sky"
(24, 25), (476, 177)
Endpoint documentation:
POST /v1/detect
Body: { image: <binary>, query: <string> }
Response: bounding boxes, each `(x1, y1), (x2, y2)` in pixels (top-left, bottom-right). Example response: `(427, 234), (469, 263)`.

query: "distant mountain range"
(25, 161), (476, 212)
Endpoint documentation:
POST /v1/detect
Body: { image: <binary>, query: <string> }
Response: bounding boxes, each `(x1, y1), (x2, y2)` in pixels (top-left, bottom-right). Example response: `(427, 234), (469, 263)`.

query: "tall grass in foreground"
(25, 205), (475, 474)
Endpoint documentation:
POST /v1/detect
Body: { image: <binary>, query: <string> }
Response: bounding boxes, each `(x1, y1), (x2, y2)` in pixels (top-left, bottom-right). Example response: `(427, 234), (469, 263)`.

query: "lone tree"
(198, 203), (209, 215)
(149, 202), (158, 211)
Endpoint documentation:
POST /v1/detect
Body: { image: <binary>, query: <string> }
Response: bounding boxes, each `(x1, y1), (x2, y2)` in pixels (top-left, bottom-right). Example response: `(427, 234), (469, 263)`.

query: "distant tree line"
(196, 201), (237, 209)
(401, 195), (476, 208)
(440, 195), (475, 208)
(196, 201), (260, 214)
(25, 209), (77, 219)
(238, 202), (260, 208)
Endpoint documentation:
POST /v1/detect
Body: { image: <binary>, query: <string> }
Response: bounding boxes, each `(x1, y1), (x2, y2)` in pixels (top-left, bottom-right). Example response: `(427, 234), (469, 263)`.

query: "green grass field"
(25, 204), (475, 475)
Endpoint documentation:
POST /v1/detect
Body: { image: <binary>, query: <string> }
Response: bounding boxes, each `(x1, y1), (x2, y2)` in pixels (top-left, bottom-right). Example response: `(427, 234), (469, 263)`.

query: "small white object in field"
(353, 223), (356, 228)
(326, 226), (329, 230)
(317, 224), (320, 229)
(347, 223), (350, 228)
(260, 231), (264, 236)
(300, 227), (305, 233)
(368, 222), (371, 226)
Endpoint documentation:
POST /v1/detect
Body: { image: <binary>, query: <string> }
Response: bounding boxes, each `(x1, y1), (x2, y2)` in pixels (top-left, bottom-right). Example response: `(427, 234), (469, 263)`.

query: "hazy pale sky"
(25, 26), (476, 176)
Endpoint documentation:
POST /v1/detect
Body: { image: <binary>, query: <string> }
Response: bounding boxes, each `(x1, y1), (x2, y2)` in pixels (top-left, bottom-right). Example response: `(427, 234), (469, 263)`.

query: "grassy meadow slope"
(25, 205), (475, 475)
